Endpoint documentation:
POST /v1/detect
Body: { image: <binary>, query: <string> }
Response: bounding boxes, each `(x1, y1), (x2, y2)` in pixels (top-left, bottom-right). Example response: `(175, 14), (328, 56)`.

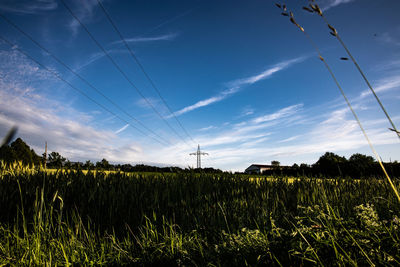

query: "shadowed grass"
(0, 165), (399, 265)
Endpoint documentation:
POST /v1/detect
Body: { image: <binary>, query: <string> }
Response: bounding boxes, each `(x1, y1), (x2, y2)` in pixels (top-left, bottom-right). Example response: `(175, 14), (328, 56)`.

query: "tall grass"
(275, 2), (400, 203)
(0, 164), (399, 265)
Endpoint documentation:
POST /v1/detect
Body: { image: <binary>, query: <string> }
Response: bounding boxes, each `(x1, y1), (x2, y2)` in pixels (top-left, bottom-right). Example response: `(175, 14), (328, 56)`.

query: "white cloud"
(65, 0), (102, 36)
(320, 0), (356, 11)
(377, 31), (400, 47)
(278, 135), (301, 143)
(115, 124), (129, 134)
(171, 57), (305, 117)
(0, 49), (56, 83)
(136, 97), (160, 109)
(112, 33), (179, 45)
(240, 107), (254, 117)
(167, 100), (398, 171)
(360, 75), (400, 98)
(0, 0), (57, 14)
(0, 48), (150, 164)
(251, 104), (303, 124)
(229, 57), (306, 88)
(73, 48), (127, 71)
(198, 125), (216, 132)
(169, 87), (240, 117)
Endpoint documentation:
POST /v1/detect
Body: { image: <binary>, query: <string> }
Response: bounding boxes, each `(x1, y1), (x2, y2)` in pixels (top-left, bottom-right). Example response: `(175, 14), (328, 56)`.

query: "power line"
(96, 0), (196, 145)
(0, 12), (170, 146)
(0, 34), (168, 147)
(60, 0), (190, 146)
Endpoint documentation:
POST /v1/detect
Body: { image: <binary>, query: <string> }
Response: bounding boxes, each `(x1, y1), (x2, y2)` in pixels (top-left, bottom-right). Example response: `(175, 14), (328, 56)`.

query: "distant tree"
(31, 148), (42, 166)
(10, 138), (33, 165)
(102, 158), (110, 169)
(0, 145), (17, 163)
(271, 161), (280, 167)
(85, 160), (94, 170)
(0, 138), (41, 166)
(65, 160), (72, 169)
(96, 158), (110, 170)
(347, 153), (376, 178)
(314, 152), (347, 177)
(349, 153), (375, 165)
(48, 152), (66, 168)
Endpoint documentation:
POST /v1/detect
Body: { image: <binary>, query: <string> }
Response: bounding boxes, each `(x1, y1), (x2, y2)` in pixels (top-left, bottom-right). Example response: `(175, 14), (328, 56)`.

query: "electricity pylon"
(190, 145), (208, 168)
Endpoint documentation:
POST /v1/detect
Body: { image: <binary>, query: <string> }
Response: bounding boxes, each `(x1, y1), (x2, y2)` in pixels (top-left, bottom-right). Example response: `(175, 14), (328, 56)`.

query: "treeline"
(1, 138), (399, 178)
(0, 138), (42, 166)
(264, 152), (400, 179)
(0, 137), (223, 173)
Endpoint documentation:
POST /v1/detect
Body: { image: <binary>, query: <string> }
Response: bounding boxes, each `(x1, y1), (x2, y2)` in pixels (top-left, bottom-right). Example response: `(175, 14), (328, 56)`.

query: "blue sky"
(0, 0), (399, 171)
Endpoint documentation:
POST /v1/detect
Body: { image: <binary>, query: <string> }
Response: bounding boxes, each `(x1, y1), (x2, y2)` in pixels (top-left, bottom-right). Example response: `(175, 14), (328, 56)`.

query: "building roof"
(248, 164), (273, 168)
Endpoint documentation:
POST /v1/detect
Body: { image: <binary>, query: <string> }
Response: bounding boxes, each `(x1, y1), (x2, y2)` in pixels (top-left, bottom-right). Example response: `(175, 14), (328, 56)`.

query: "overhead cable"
(0, 35), (169, 147)
(96, 0), (196, 145)
(60, 0), (190, 146)
(0, 13), (170, 146)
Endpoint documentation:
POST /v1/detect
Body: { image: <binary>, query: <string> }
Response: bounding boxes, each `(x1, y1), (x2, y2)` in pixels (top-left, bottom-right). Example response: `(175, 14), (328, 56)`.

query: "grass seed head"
(303, 6), (314, 13)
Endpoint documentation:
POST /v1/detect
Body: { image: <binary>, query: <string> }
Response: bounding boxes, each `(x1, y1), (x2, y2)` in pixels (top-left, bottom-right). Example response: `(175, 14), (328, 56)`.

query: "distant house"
(245, 164), (273, 174)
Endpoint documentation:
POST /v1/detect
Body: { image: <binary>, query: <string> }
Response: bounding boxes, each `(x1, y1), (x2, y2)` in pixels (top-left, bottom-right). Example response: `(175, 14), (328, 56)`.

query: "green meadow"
(0, 164), (399, 266)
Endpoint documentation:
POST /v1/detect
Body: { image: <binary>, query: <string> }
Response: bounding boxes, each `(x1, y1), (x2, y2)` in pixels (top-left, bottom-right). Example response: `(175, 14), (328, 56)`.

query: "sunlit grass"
(0, 163), (399, 265)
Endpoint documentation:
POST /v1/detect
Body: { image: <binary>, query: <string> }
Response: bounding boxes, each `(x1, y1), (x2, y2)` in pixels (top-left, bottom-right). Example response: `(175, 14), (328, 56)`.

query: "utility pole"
(190, 145), (208, 169)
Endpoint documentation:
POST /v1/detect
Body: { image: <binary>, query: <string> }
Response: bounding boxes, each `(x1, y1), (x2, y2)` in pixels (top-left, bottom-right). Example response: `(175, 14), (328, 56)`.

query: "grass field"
(0, 164), (399, 266)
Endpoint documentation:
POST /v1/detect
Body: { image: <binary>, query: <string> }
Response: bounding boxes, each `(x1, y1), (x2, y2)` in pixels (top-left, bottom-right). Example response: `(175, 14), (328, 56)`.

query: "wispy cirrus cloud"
(320, 0), (356, 11)
(278, 135), (301, 143)
(360, 75), (400, 98)
(377, 31), (400, 47)
(228, 57), (306, 88)
(251, 104), (303, 124)
(198, 125), (217, 132)
(112, 33), (179, 45)
(170, 86), (240, 117)
(74, 32), (178, 71)
(188, 104), (397, 171)
(73, 48), (127, 71)
(3, 45), (396, 171)
(115, 124), (129, 134)
(239, 107), (254, 117)
(171, 56), (305, 117)
(0, 47), (149, 163)
(190, 103), (304, 150)
(0, 0), (57, 14)
(65, 0), (104, 36)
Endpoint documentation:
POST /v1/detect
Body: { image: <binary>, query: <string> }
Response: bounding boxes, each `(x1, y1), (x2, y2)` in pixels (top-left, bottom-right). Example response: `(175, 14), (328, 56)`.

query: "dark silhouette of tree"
(31, 148), (42, 165)
(96, 158), (110, 170)
(85, 160), (94, 170)
(271, 160), (280, 167)
(0, 138), (41, 166)
(346, 153), (376, 178)
(48, 152), (66, 168)
(349, 153), (375, 165)
(0, 145), (17, 163)
(65, 160), (72, 169)
(314, 152), (347, 177)
(10, 138), (33, 165)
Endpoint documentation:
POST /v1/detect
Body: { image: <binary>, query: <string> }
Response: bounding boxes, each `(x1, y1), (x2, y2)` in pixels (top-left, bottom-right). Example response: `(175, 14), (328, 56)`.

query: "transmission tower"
(190, 145), (208, 169)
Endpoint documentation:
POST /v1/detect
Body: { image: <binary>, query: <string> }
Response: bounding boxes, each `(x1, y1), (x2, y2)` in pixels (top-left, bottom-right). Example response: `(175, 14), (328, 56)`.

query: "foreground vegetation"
(0, 164), (399, 266)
